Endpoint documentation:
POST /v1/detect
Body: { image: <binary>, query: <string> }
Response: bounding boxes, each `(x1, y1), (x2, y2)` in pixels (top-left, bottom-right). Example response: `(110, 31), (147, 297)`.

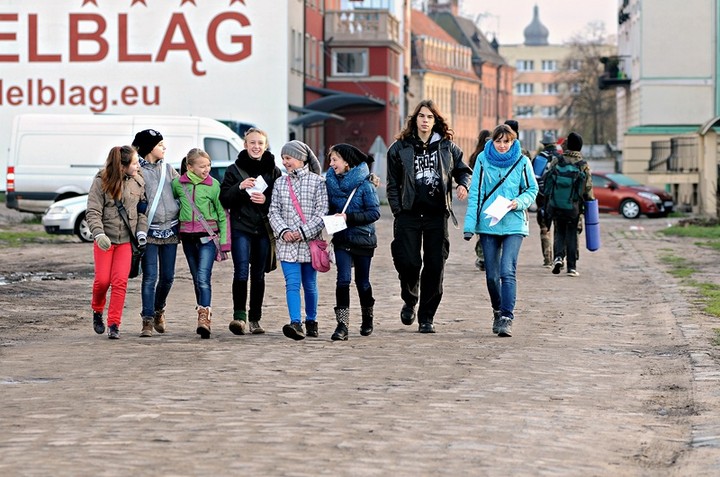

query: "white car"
(42, 195), (92, 242)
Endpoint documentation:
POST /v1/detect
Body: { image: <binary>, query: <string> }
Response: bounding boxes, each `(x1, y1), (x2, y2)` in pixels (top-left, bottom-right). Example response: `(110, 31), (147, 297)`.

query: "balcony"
(325, 10), (401, 50)
(598, 56), (631, 90)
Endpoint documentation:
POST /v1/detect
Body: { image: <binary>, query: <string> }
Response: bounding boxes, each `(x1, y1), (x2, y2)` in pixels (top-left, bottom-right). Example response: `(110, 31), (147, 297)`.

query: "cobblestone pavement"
(1, 204), (720, 476)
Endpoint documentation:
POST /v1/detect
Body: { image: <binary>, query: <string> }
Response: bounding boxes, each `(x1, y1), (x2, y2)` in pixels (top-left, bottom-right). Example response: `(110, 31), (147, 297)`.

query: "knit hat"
(331, 143), (368, 168)
(281, 140), (321, 174)
(566, 132), (583, 152)
(132, 129), (163, 158)
(540, 132), (556, 145)
(504, 119), (519, 135)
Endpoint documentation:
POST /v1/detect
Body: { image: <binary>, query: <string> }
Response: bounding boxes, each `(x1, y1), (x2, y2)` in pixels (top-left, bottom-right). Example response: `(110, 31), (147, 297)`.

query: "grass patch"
(660, 224), (720, 239)
(712, 329), (720, 347)
(692, 281), (720, 317)
(659, 254), (695, 278)
(0, 229), (52, 247)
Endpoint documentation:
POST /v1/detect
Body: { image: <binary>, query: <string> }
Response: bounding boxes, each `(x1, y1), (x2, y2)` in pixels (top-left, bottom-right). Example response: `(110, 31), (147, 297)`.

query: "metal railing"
(648, 136), (698, 172)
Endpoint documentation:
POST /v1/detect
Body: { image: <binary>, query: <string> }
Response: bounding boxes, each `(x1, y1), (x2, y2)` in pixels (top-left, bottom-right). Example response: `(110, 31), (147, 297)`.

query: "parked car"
(42, 195), (93, 242)
(591, 172), (674, 219)
(41, 161), (234, 242)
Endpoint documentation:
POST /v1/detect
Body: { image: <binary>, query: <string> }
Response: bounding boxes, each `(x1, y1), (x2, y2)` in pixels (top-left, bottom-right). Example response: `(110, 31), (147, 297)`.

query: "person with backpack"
(463, 124), (538, 338)
(543, 132), (594, 277)
(534, 132), (562, 268)
(469, 129), (491, 271)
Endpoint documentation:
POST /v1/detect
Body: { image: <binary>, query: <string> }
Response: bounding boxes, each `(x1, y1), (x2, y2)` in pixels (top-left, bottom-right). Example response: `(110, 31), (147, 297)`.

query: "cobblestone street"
(1, 204), (720, 476)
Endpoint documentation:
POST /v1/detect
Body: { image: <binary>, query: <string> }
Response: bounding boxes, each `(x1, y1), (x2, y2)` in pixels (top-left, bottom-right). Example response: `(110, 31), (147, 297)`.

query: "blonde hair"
(180, 148), (211, 175)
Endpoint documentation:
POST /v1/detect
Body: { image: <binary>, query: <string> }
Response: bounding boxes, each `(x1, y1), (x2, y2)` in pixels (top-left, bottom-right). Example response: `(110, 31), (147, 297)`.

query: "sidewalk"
(1, 204), (719, 476)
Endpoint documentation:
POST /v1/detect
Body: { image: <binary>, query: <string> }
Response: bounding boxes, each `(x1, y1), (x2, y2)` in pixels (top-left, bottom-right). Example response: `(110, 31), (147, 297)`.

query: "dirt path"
(1, 205), (719, 476)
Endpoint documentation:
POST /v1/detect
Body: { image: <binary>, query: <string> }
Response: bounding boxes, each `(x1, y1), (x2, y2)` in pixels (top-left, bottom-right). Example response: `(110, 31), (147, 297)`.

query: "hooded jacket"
(86, 172), (148, 243)
(172, 172), (228, 247)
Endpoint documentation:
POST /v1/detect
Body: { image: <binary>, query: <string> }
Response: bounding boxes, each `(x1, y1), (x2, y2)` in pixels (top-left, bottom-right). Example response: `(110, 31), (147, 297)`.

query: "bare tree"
(557, 22), (617, 146)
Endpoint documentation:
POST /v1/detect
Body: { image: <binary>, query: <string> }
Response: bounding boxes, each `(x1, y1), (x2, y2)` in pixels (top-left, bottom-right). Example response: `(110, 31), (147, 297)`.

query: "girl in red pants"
(86, 145), (148, 339)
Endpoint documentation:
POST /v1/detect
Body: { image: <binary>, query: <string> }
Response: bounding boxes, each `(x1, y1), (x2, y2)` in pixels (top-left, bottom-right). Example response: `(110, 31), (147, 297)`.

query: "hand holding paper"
(322, 214), (347, 235)
(484, 195), (512, 226)
(246, 175), (268, 195)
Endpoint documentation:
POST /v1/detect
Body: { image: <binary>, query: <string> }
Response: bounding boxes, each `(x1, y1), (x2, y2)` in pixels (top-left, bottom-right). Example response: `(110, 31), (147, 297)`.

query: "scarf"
(485, 139), (521, 168)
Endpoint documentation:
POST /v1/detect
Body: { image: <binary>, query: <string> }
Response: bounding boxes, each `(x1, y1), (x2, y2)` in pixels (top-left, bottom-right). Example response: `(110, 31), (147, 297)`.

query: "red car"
(591, 172), (675, 219)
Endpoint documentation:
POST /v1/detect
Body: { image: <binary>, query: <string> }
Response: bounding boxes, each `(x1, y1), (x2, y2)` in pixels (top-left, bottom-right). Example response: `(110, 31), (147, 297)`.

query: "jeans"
(280, 261), (318, 323)
(231, 229), (270, 319)
(181, 236), (216, 307)
(390, 212), (449, 323)
(480, 233), (524, 320)
(140, 242), (178, 317)
(334, 249), (374, 308)
(553, 215), (580, 270)
(91, 242), (132, 327)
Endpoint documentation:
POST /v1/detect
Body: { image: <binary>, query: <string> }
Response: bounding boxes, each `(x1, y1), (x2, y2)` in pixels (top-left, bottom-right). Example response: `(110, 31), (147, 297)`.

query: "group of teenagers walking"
(88, 99), (592, 341)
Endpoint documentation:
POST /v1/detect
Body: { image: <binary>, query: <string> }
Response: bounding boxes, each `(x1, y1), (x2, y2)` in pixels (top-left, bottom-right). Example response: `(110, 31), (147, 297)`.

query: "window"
(515, 106), (534, 118)
(570, 82), (581, 94)
(515, 60), (534, 71)
(541, 106), (560, 118)
(332, 49), (368, 76)
(567, 59), (582, 71)
(516, 83), (534, 95)
(541, 60), (557, 71)
(204, 138), (239, 164)
(543, 83), (559, 95)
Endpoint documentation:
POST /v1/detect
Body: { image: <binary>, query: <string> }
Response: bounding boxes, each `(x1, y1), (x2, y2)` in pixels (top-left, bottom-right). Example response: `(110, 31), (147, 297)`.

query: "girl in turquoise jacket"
(172, 148), (228, 339)
(463, 124), (538, 338)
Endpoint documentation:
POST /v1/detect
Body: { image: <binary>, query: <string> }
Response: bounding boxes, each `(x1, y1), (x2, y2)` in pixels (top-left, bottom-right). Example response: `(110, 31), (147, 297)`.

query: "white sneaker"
(567, 269), (580, 277)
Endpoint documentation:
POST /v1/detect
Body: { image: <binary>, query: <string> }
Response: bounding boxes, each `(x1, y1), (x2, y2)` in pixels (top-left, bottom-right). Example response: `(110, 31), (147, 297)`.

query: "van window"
(204, 138), (239, 163)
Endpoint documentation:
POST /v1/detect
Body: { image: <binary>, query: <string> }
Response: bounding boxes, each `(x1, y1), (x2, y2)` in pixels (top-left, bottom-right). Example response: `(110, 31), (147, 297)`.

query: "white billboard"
(0, 0), (289, 191)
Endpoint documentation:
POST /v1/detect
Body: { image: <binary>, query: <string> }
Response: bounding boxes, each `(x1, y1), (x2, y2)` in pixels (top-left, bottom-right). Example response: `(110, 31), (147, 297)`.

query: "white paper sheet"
(322, 215), (347, 235)
(484, 195), (512, 226)
(246, 175), (268, 195)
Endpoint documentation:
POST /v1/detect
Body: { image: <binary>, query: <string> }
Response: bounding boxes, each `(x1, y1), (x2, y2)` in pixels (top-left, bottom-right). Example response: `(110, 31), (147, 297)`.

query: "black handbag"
(115, 200), (144, 279)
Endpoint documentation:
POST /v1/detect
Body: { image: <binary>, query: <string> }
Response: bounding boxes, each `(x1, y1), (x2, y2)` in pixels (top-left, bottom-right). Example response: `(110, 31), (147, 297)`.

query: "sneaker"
(153, 309), (166, 333)
(140, 318), (153, 338)
(543, 261), (553, 269)
(497, 317), (512, 337)
(229, 319), (247, 335)
(552, 258), (564, 275)
(93, 311), (105, 335)
(400, 304), (416, 326)
(249, 320), (265, 334)
(107, 324), (120, 339)
(282, 322), (305, 341)
(567, 269), (580, 277)
(305, 320), (318, 337)
(492, 310), (501, 334)
(475, 258), (485, 271)
(418, 322), (435, 333)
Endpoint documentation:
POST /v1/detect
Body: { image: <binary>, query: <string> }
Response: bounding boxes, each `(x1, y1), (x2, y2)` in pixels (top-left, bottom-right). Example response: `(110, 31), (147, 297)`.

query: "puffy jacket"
(86, 172), (148, 243)
(172, 173), (228, 247)
(463, 152), (538, 237)
(140, 160), (180, 231)
(386, 135), (471, 226)
(268, 165), (328, 263)
(325, 162), (380, 250)
(219, 150), (282, 236)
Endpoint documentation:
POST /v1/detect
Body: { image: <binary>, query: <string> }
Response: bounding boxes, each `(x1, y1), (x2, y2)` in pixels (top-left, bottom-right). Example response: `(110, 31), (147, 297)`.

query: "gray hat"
(281, 140), (321, 174)
(540, 132), (556, 145)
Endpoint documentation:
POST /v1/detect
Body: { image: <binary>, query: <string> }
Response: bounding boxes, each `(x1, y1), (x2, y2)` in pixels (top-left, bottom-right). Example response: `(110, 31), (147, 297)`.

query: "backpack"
(544, 158), (586, 218)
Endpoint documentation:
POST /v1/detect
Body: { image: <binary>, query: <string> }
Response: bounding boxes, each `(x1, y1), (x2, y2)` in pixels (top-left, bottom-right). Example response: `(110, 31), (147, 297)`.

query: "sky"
(457, 0), (618, 45)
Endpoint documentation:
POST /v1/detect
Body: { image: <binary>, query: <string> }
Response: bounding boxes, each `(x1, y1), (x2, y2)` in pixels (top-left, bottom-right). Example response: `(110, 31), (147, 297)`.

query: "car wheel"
(75, 213), (93, 242)
(620, 199), (641, 219)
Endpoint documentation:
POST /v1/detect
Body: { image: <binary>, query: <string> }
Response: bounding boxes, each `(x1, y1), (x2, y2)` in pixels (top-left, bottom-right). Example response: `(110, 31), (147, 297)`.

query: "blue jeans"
(334, 249), (374, 308)
(280, 261), (318, 323)
(140, 242), (178, 317)
(231, 229), (270, 319)
(480, 234), (524, 320)
(181, 236), (216, 307)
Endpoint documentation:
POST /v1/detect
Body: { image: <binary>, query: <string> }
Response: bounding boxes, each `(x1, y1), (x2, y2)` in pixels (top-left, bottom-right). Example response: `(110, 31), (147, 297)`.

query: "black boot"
(331, 307), (349, 341)
(360, 306), (374, 336)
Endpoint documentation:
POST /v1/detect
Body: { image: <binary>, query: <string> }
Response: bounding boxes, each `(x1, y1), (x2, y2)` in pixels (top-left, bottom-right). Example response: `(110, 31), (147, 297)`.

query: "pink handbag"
(286, 176), (331, 273)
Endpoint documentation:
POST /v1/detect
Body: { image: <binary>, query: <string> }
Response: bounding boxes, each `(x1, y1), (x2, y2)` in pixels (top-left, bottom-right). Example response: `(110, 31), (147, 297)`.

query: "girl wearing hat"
(324, 144), (380, 340)
(220, 128), (282, 336)
(132, 129), (180, 338)
(86, 145), (148, 339)
(268, 140), (328, 341)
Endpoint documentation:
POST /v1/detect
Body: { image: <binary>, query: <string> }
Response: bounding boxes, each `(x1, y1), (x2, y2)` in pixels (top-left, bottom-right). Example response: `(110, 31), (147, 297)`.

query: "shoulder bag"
(179, 183), (228, 262)
(115, 199), (144, 278)
(286, 176), (330, 272)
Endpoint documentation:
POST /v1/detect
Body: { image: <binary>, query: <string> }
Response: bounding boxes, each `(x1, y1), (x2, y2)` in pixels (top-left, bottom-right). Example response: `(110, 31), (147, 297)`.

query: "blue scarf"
(485, 139), (521, 168)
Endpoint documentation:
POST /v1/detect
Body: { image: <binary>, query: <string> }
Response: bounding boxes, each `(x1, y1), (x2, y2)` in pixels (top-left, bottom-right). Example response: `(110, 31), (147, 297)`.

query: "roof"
(429, 11), (507, 67)
(410, 9), (458, 44)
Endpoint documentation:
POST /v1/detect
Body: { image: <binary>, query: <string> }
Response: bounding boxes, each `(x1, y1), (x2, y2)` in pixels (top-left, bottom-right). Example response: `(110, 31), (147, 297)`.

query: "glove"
(463, 232), (473, 241)
(95, 234), (111, 251)
(136, 232), (147, 247)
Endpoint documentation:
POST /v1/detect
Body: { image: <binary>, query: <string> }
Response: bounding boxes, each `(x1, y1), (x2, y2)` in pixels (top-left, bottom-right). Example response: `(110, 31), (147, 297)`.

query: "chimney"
(427, 0), (459, 16)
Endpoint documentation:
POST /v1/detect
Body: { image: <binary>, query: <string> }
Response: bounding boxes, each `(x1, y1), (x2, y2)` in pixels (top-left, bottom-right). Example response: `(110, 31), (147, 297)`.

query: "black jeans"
(390, 211), (449, 323)
(553, 215), (580, 270)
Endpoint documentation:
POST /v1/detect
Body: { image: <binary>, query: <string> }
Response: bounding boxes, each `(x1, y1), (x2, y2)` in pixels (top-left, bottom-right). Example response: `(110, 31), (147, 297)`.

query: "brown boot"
(153, 309), (166, 333)
(140, 317), (153, 337)
(196, 306), (211, 339)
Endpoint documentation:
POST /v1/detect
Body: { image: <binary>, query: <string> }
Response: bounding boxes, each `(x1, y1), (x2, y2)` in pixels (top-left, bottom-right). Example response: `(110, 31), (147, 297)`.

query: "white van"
(6, 114), (247, 213)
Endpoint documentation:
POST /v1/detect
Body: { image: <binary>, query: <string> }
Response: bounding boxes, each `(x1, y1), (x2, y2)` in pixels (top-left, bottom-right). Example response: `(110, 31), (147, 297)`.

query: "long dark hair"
(101, 145), (136, 200)
(469, 129), (491, 170)
(396, 99), (454, 141)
